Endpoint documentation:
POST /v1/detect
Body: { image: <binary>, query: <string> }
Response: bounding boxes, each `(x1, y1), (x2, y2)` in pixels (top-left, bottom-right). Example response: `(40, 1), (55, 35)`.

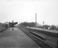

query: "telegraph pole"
(43, 21), (44, 25)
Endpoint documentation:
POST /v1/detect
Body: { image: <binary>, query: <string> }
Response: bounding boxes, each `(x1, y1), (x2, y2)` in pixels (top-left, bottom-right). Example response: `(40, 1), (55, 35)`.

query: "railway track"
(25, 27), (58, 48)
(18, 26), (58, 48)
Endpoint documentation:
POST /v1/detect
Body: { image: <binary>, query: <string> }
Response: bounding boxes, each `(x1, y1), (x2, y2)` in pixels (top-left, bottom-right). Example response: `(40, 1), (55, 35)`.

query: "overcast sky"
(0, 0), (57, 25)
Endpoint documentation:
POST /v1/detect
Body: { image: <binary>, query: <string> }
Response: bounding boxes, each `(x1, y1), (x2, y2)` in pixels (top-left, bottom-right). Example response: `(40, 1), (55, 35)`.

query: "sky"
(0, 0), (57, 25)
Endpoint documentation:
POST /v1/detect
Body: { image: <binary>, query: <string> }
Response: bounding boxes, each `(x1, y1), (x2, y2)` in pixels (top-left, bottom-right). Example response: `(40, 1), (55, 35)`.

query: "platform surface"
(0, 27), (39, 48)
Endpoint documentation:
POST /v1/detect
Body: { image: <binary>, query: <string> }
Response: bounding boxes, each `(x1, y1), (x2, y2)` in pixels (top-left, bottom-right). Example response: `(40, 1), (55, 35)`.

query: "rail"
(26, 26), (58, 48)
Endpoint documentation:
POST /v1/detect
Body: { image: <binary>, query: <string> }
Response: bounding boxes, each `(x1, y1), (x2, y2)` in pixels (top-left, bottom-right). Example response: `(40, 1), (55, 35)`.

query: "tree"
(19, 22), (36, 27)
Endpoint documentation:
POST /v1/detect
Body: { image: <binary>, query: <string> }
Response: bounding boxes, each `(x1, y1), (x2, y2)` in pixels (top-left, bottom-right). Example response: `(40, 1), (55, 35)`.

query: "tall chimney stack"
(35, 13), (37, 26)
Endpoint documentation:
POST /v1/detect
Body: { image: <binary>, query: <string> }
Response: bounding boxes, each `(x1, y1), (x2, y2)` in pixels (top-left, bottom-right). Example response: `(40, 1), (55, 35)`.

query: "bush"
(0, 23), (8, 32)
